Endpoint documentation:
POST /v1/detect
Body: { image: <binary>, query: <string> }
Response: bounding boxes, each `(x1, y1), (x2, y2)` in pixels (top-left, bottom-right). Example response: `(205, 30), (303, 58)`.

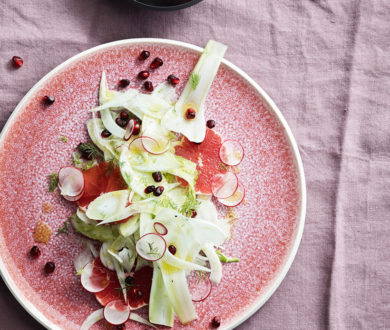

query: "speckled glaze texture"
(0, 42), (300, 329)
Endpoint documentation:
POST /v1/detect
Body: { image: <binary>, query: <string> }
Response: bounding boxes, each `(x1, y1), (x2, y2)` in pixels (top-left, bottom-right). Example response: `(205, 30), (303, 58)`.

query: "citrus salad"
(57, 40), (245, 329)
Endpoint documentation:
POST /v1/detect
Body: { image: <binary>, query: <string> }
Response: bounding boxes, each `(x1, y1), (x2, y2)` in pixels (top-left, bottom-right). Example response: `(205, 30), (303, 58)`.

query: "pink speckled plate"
(0, 39), (306, 330)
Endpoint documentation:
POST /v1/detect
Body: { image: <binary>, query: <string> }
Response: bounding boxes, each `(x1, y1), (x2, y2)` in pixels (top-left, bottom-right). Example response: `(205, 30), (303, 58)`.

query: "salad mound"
(59, 40), (245, 329)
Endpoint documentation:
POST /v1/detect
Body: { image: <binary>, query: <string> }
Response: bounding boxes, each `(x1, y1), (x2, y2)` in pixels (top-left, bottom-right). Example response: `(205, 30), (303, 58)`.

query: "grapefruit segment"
(77, 162), (127, 208)
(175, 129), (226, 195)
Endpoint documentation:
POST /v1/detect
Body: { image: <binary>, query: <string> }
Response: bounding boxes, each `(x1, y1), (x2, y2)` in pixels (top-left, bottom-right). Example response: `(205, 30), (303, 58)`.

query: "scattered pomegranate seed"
(152, 171), (162, 182)
(211, 316), (221, 328)
(191, 210), (197, 218)
(133, 123), (141, 135)
(78, 143), (93, 160)
(118, 79), (130, 88)
(167, 74), (180, 86)
(185, 108), (196, 119)
(115, 117), (127, 127)
(138, 70), (150, 80)
(116, 325), (126, 330)
(150, 57), (163, 69)
(138, 50), (150, 61)
(120, 111), (129, 120)
(101, 129), (111, 138)
(206, 119), (216, 128)
(153, 186), (164, 197)
(43, 96), (55, 105)
(144, 81), (154, 92)
(12, 56), (23, 68)
(29, 246), (41, 259)
(125, 276), (134, 285)
(168, 245), (176, 255)
(44, 261), (55, 274)
(144, 185), (156, 194)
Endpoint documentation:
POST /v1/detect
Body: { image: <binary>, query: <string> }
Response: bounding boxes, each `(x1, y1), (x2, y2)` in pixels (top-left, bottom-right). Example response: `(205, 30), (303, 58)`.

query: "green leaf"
(47, 172), (58, 192)
(189, 72), (200, 90)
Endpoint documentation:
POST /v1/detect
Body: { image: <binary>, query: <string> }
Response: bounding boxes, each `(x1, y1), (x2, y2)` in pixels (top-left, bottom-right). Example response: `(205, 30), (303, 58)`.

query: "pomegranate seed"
(167, 74), (180, 86)
(144, 185), (156, 194)
(206, 119), (216, 128)
(77, 143), (93, 160)
(118, 79), (130, 88)
(191, 210), (197, 218)
(116, 325), (126, 330)
(133, 123), (141, 135)
(125, 276), (134, 285)
(134, 118), (142, 125)
(153, 186), (164, 197)
(43, 96), (55, 105)
(29, 246), (41, 259)
(44, 261), (55, 274)
(115, 117), (127, 127)
(211, 316), (221, 328)
(185, 108), (196, 119)
(12, 56), (23, 68)
(138, 50), (150, 61)
(120, 111), (129, 120)
(150, 57), (163, 69)
(152, 171), (162, 182)
(168, 245), (176, 255)
(138, 70), (150, 80)
(144, 81), (154, 92)
(101, 129), (111, 138)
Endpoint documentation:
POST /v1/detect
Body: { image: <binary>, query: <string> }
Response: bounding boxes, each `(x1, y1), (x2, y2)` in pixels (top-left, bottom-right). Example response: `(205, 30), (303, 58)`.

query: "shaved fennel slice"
(86, 190), (130, 221)
(74, 245), (94, 274)
(152, 81), (177, 104)
(119, 214), (140, 237)
(80, 308), (104, 330)
(160, 267), (197, 324)
(113, 259), (127, 302)
(100, 242), (116, 271)
(162, 251), (211, 273)
(130, 313), (158, 329)
(202, 243), (223, 284)
(101, 109), (125, 139)
(149, 264), (174, 327)
(162, 40), (227, 142)
(87, 117), (116, 161)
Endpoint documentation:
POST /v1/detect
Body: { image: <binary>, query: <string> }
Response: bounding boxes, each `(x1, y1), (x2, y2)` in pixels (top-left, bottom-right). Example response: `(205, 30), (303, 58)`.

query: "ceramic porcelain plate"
(0, 39), (305, 330)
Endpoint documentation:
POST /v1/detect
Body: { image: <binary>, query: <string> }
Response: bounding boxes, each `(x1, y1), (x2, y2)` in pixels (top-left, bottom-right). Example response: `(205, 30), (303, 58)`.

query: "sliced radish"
(141, 136), (170, 155)
(74, 246), (94, 274)
(217, 181), (246, 207)
(124, 118), (136, 141)
(211, 172), (238, 199)
(103, 300), (131, 325)
(153, 222), (168, 236)
(219, 140), (244, 166)
(80, 261), (110, 293)
(187, 270), (212, 302)
(135, 233), (167, 262)
(62, 189), (84, 202)
(58, 166), (84, 198)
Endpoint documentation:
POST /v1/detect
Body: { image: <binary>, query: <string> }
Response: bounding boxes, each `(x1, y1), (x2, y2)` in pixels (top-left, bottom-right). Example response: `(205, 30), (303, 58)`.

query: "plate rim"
(0, 38), (306, 330)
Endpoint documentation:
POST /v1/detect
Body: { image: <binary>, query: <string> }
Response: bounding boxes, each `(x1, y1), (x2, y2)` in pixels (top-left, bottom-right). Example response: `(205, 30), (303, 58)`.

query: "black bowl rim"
(129, 0), (203, 11)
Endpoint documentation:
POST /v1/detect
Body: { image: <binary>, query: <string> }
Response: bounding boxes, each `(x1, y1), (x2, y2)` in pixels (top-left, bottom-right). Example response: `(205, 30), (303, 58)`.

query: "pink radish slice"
(135, 233), (167, 262)
(217, 181), (246, 207)
(80, 261), (110, 293)
(219, 140), (244, 166)
(211, 172), (238, 199)
(141, 136), (170, 155)
(187, 270), (212, 302)
(62, 188), (84, 202)
(124, 118), (136, 141)
(58, 166), (84, 197)
(153, 222), (168, 236)
(103, 300), (131, 325)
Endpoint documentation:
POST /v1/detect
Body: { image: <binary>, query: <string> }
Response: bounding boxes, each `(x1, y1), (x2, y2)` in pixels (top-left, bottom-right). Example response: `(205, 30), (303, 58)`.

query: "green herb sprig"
(47, 173), (59, 192)
(189, 72), (200, 90)
(56, 221), (70, 236)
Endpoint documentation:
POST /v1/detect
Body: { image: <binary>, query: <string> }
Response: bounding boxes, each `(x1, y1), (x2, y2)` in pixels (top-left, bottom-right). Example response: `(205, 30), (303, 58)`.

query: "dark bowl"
(129, 0), (203, 11)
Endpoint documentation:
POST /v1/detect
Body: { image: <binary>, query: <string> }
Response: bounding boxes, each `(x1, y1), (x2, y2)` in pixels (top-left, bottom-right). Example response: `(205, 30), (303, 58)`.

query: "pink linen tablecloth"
(0, 1), (389, 329)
